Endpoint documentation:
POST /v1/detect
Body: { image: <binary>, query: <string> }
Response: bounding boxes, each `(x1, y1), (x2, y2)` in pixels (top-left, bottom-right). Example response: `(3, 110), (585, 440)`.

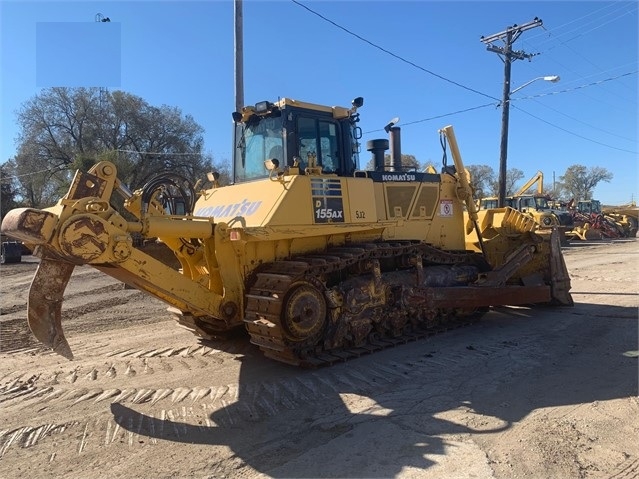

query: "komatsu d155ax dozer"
(1, 97), (573, 366)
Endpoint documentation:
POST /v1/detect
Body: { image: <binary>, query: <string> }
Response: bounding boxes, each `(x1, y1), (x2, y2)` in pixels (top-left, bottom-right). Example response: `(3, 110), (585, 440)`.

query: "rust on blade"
(0, 207), (58, 245)
(59, 216), (109, 261)
(548, 228), (574, 306)
(28, 258), (75, 359)
(67, 170), (107, 199)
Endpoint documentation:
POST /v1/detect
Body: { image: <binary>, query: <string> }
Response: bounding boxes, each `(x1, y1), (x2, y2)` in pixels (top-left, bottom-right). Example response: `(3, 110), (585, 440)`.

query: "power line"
(517, 97), (635, 144)
(364, 71), (637, 150)
(290, 0), (499, 102)
(522, 4), (637, 105)
(516, 64), (638, 115)
(514, 70), (639, 143)
(511, 70), (638, 102)
(512, 104), (637, 155)
(116, 149), (205, 156)
(527, 6), (637, 80)
(1, 149), (207, 180)
(363, 103), (495, 134)
(530, 2), (635, 47)
(290, 0), (635, 150)
(1, 165), (67, 180)
(536, 2), (635, 45)
(292, 0), (636, 155)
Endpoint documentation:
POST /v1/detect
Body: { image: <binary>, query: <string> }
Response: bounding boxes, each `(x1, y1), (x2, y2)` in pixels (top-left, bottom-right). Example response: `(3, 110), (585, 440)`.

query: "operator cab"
(232, 97), (363, 183)
(517, 195), (550, 212)
(480, 197), (515, 210)
(577, 200), (601, 215)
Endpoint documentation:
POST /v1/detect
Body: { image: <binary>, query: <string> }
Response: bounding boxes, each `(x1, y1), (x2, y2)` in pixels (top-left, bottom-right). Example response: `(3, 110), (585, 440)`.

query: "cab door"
(294, 116), (342, 174)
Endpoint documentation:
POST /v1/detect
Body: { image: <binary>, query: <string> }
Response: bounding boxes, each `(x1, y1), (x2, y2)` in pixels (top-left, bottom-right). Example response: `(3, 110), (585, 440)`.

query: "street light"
(510, 75), (560, 95)
(497, 75), (560, 207)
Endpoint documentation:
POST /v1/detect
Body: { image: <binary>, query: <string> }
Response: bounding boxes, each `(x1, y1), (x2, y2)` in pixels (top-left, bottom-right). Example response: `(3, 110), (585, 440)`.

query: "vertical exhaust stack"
(367, 139), (389, 171)
(389, 126), (402, 172)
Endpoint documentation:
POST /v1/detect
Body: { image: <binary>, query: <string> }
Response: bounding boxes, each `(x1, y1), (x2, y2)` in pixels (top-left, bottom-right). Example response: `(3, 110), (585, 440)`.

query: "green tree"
(559, 165), (613, 201)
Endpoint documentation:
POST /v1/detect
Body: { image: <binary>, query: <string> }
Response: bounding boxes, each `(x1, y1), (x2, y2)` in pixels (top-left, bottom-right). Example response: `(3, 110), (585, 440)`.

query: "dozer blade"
(28, 258), (75, 359)
(548, 227), (573, 306)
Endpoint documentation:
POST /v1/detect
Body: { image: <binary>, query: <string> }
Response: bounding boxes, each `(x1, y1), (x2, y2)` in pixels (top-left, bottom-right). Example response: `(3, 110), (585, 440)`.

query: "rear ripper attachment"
(2, 162), (237, 360)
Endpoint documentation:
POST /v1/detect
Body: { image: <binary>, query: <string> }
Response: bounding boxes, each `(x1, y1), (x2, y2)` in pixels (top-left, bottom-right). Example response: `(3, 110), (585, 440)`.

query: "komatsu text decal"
(195, 199), (263, 218)
(311, 178), (345, 223)
(381, 172), (416, 182)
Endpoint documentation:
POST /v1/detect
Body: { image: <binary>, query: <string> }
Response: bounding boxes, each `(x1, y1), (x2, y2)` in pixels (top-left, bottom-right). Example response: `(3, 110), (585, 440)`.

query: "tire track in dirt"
(0, 422), (75, 457)
(2, 241), (637, 477)
(608, 457), (639, 479)
(0, 329), (535, 412)
(1, 284), (171, 355)
(1, 284), (144, 317)
(0, 333), (536, 459)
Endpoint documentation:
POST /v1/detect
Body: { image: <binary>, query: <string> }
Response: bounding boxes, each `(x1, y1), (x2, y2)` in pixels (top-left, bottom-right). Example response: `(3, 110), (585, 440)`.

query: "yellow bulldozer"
(604, 203), (639, 237)
(479, 171), (574, 243)
(1, 97), (573, 366)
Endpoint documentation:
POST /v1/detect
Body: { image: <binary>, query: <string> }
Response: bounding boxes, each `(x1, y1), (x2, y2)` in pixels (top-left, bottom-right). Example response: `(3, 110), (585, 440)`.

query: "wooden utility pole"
(234, 0), (244, 113)
(481, 18), (543, 207)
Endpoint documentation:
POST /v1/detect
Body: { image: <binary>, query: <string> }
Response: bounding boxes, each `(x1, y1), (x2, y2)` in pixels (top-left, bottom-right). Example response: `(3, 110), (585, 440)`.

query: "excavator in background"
(479, 171), (573, 244)
(1, 96), (573, 366)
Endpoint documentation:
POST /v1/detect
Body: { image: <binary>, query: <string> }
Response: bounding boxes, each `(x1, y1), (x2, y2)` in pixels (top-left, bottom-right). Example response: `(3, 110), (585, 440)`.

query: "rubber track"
(243, 242), (486, 367)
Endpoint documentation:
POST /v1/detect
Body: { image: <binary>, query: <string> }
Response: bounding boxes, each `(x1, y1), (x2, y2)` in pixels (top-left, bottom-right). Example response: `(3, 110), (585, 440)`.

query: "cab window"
(297, 117), (339, 173)
(234, 116), (284, 182)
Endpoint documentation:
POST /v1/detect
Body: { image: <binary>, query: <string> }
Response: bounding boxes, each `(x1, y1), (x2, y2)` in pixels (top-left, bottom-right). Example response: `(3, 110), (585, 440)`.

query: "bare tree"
(493, 168), (525, 196)
(364, 153), (422, 171)
(468, 166), (522, 197)
(12, 87), (214, 207)
(0, 162), (19, 221)
(201, 151), (231, 186)
(466, 164), (495, 199)
(559, 165), (613, 201)
(7, 144), (72, 208)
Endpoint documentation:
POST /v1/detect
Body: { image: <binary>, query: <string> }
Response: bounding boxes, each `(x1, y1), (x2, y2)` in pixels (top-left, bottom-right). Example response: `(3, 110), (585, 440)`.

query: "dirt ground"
(0, 239), (637, 479)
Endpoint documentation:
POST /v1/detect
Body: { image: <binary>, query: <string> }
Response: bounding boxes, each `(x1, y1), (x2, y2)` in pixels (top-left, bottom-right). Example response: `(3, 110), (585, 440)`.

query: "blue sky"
(1, 0), (637, 204)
